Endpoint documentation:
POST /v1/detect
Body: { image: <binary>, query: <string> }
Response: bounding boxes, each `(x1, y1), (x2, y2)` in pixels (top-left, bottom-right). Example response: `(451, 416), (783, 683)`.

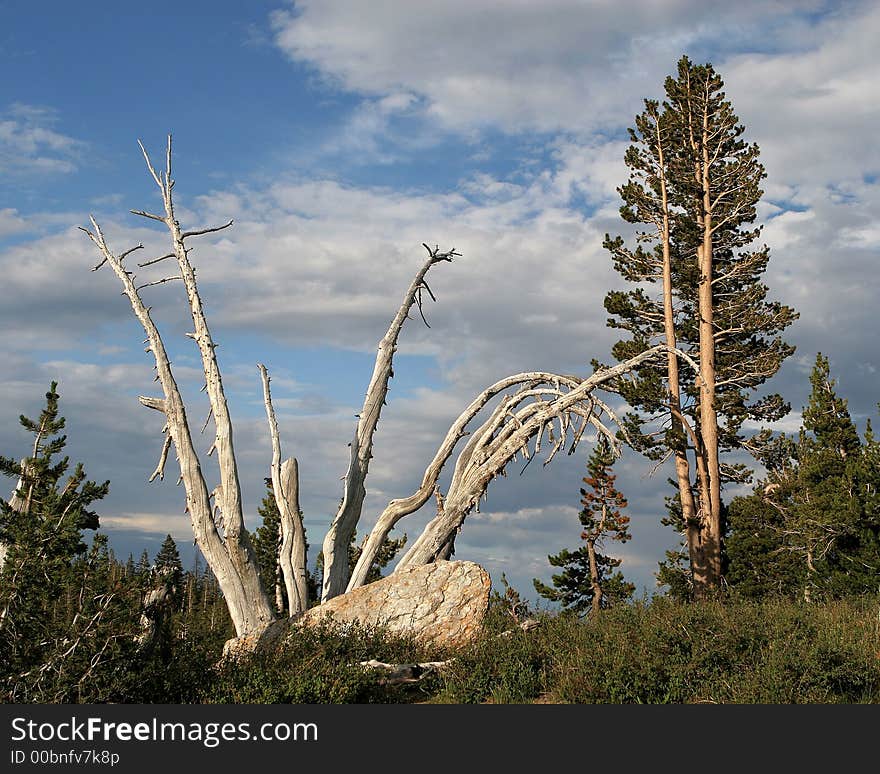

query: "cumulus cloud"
(0, 208), (28, 238)
(724, 3), (880, 187)
(0, 103), (85, 176)
(270, 0), (850, 136)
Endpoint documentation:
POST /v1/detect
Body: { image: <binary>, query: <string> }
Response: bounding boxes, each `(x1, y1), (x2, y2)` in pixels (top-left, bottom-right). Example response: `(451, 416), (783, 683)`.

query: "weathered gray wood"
(393, 345), (669, 570)
(82, 137), (274, 638)
(320, 244), (458, 602)
(359, 658), (453, 685)
(259, 364), (309, 615)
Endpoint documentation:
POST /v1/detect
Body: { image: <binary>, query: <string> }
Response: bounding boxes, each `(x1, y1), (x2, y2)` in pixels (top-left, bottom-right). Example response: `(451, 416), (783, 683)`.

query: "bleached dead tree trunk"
(84, 136), (692, 637)
(81, 137), (274, 638)
(0, 465), (27, 574)
(259, 365), (308, 616)
(394, 346), (663, 569)
(320, 243), (458, 602)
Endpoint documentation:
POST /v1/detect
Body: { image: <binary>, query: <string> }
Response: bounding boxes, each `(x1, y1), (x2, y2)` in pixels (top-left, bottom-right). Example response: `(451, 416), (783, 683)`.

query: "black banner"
(0, 703), (871, 771)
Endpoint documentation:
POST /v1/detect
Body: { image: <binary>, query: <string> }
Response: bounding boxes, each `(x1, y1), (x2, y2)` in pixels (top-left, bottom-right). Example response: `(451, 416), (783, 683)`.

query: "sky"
(1, 0), (878, 605)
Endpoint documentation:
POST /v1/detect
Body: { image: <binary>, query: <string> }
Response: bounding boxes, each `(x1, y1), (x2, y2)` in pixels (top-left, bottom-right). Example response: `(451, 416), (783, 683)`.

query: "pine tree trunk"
(697, 103), (723, 589)
(656, 118), (703, 596)
(586, 537), (603, 616)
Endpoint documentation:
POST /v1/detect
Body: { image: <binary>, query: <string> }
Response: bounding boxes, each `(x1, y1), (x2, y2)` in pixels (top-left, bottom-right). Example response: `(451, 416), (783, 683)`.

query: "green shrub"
(206, 619), (440, 704)
(35, 592), (879, 704)
(432, 595), (880, 704)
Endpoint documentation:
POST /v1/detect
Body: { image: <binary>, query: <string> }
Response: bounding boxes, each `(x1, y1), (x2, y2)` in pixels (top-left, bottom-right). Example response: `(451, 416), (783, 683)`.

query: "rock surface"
(223, 560), (491, 658)
(302, 559), (490, 648)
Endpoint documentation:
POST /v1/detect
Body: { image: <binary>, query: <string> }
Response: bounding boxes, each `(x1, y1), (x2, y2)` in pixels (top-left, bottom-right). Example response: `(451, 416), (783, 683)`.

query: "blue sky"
(2, 0), (879, 602)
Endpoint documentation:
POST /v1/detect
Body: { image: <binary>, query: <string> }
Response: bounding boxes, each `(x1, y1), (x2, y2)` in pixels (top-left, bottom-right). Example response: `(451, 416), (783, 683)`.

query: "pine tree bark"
(586, 501), (609, 616)
(586, 537), (603, 616)
(654, 113), (704, 593)
(696, 86), (723, 590)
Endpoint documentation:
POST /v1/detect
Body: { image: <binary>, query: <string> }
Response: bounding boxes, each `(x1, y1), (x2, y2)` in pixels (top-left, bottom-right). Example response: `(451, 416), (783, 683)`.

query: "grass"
(430, 595), (880, 704)
(38, 594), (880, 704)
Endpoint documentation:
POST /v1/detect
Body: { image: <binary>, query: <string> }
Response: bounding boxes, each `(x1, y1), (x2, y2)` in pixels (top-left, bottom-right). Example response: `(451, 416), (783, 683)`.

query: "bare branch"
(181, 219), (234, 239)
(130, 209), (167, 223)
(137, 139), (164, 191)
(136, 275), (182, 292)
(258, 364), (309, 615)
(149, 435), (172, 482)
(83, 141), (275, 638)
(323, 243), (458, 601)
(138, 396), (167, 413)
(395, 344), (669, 571)
(201, 407), (214, 435)
(138, 252), (175, 268)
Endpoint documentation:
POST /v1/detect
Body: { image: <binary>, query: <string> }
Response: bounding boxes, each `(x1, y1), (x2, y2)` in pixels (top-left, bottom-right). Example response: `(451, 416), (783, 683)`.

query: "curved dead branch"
(349, 344), (671, 587)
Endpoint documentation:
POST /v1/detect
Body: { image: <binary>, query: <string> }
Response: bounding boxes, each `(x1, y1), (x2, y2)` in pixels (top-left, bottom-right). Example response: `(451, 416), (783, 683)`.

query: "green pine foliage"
(154, 534), (182, 577)
(727, 354), (880, 600)
(534, 436), (634, 614)
(251, 478), (286, 610)
(250, 478), (323, 610)
(600, 56), (797, 589)
(725, 488), (804, 599)
(5, 56), (880, 705)
(0, 383), (111, 687)
(656, 487), (695, 600)
(603, 56), (796, 471)
(312, 520), (408, 595)
(350, 532), (408, 586)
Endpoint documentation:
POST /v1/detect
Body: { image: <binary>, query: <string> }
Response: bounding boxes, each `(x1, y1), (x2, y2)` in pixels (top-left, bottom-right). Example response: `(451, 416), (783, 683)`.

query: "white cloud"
(0, 208), (28, 238)
(270, 0), (850, 135)
(100, 512), (193, 540)
(724, 3), (880, 187)
(0, 103), (85, 176)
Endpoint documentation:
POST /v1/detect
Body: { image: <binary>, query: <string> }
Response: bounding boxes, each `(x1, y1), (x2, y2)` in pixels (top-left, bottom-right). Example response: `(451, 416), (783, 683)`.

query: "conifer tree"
(725, 483), (803, 599)
(154, 535), (183, 599)
(863, 417), (880, 529)
(136, 549), (151, 577)
(792, 355), (876, 597)
(137, 534), (185, 660)
(251, 478), (286, 613)
(726, 354), (880, 599)
(251, 477), (316, 613)
(0, 383), (110, 690)
(602, 55), (797, 595)
(534, 436), (633, 615)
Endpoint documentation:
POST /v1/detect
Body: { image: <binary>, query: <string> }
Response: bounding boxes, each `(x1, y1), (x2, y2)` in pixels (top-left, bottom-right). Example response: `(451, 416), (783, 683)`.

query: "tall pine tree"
(602, 55), (797, 596)
(153, 534), (183, 600)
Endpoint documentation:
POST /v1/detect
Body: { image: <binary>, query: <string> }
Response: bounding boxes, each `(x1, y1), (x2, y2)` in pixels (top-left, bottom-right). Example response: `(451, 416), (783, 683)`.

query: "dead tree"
(81, 138), (274, 638)
(83, 136), (678, 638)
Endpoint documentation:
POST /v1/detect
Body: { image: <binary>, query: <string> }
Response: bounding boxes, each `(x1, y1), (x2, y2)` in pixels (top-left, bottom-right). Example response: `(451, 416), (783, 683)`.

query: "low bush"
(434, 595), (880, 704)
